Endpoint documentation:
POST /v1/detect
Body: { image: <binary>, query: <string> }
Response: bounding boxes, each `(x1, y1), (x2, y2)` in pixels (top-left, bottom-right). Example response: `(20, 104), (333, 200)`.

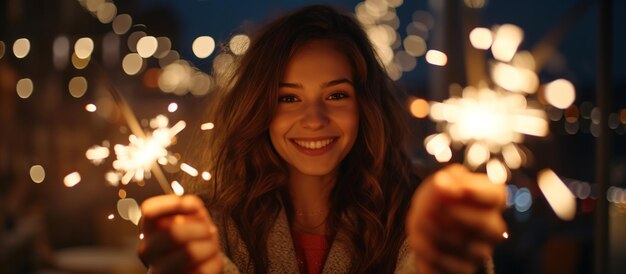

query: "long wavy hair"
(185, 5), (419, 273)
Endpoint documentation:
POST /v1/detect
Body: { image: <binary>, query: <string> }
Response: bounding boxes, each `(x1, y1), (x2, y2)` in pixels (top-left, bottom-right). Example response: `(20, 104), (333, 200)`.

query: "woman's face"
(269, 40), (359, 179)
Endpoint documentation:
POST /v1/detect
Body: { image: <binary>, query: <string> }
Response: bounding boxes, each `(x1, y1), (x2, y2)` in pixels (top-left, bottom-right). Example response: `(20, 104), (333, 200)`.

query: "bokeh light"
(96, 2), (117, 23)
(229, 34), (250, 55)
(0, 41), (5, 59)
(544, 79), (576, 109)
(13, 38), (30, 58)
(538, 169), (576, 220)
(85, 104), (97, 112)
(71, 53), (90, 69)
(394, 50), (417, 71)
(486, 159), (508, 184)
(469, 27), (493, 50)
(68, 76), (88, 98)
(180, 163), (198, 177)
(201, 122), (215, 130)
(127, 31), (147, 53)
(63, 172), (82, 187)
(491, 24), (523, 62)
(158, 50), (180, 68)
(402, 35), (427, 57)
(112, 14), (132, 35)
(85, 145), (109, 164)
(167, 102), (178, 112)
(154, 37), (172, 59)
(122, 53), (143, 75)
(491, 62), (539, 93)
(189, 72), (213, 96)
(16, 78), (34, 99)
(514, 187), (532, 212)
(201, 171), (212, 181)
(425, 50), (447, 66)
(85, 0), (104, 12)
(137, 36), (158, 58)
(192, 36), (216, 58)
(74, 37), (94, 59)
(158, 61), (192, 94)
(53, 36), (70, 70)
(464, 0), (486, 8)
(117, 198), (141, 225)
(171, 181), (185, 196)
(29, 165), (45, 183)
(409, 98), (430, 118)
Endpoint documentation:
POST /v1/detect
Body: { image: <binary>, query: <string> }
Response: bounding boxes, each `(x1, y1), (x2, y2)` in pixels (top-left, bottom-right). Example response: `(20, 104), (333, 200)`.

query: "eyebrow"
(279, 78), (354, 89)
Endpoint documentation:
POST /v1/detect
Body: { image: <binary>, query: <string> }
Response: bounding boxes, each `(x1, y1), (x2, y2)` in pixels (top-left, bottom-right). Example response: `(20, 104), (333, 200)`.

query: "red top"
(291, 230), (331, 274)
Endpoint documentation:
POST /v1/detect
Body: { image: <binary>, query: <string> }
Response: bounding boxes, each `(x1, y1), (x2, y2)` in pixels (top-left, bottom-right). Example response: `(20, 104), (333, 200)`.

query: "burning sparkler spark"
(64, 172), (82, 187)
(85, 145), (110, 165)
(108, 115), (186, 185)
(171, 181), (185, 196)
(425, 22), (572, 185)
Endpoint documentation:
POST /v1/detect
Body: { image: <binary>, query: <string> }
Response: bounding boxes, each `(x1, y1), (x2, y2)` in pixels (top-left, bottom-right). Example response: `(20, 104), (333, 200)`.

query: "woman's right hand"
(138, 195), (223, 274)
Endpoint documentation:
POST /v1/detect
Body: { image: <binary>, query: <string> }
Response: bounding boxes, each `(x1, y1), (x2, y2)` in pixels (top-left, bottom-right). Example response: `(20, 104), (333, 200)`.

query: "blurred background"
(1, 0), (625, 273)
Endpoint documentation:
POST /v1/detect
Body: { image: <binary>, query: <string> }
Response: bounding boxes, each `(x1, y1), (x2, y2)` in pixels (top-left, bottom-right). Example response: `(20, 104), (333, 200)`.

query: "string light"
(13, 38), (30, 58)
(68, 76), (88, 98)
(64, 172), (82, 187)
(192, 36), (216, 58)
(425, 50), (447, 66)
(16, 78), (34, 99)
(29, 165), (46, 183)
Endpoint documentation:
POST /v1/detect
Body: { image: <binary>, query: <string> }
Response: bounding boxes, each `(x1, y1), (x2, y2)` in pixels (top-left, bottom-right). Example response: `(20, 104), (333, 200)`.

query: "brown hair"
(185, 5), (418, 273)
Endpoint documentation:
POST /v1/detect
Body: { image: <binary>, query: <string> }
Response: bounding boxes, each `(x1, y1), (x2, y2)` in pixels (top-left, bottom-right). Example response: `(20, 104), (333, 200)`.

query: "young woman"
(138, 5), (506, 274)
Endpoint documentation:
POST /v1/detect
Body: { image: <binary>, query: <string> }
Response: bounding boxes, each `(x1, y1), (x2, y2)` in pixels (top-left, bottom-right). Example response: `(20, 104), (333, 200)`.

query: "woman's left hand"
(405, 164), (507, 274)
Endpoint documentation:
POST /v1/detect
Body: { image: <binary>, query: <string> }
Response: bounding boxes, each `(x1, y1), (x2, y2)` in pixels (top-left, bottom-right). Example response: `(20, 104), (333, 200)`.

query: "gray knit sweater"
(216, 206), (417, 274)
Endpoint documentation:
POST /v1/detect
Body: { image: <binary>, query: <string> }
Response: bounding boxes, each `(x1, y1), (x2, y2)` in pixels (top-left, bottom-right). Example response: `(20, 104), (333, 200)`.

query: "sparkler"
(426, 85), (548, 184)
(421, 1), (591, 222)
(96, 68), (177, 194)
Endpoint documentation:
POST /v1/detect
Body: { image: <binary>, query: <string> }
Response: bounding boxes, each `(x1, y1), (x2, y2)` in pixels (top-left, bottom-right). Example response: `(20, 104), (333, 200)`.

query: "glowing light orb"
(192, 36), (215, 59)
(201, 122), (215, 130)
(64, 172), (82, 187)
(171, 181), (184, 196)
(16, 78), (34, 99)
(469, 27), (493, 50)
(13, 38), (30, 58)
(538, 169), (576, 220)
(425, 50), (447, 66)
(74, 37), (94, 59)
(30, 165), (45, 183)
(544, 79), (576, 109)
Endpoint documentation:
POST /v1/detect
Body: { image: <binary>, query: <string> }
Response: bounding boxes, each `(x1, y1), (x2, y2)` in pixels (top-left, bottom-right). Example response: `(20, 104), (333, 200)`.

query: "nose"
(300, 100), (329, 130)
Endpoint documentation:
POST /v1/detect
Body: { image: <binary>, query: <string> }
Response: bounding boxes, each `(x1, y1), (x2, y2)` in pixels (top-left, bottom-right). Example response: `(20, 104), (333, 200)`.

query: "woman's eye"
(278, 95), (299, 103)
(327, 92), (349, 100)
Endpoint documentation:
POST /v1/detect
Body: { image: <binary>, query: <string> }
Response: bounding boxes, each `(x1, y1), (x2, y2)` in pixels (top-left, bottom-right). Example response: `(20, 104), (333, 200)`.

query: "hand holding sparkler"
(138, 195), (224, 273)
(406, 164), (507, 274)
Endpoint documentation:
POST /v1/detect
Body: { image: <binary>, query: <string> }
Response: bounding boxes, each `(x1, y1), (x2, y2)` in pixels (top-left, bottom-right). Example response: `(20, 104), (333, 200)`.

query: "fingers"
(407, 164), (508, 273)
(138, 194), (222, 273)
(141, 195), (212, 233)
(431, 164), (507, 209)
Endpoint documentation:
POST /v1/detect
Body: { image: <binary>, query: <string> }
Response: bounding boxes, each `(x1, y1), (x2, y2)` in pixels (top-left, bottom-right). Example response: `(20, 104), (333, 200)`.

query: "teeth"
(294, 138), (334, 149)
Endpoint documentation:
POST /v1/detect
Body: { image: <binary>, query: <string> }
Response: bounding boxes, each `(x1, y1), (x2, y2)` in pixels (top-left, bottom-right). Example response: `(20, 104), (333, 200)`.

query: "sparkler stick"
(95, 65), (173, 194)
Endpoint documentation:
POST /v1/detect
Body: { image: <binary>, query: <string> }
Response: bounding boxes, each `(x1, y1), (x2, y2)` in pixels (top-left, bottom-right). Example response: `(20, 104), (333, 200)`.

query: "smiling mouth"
(291, 138), (336, 150)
